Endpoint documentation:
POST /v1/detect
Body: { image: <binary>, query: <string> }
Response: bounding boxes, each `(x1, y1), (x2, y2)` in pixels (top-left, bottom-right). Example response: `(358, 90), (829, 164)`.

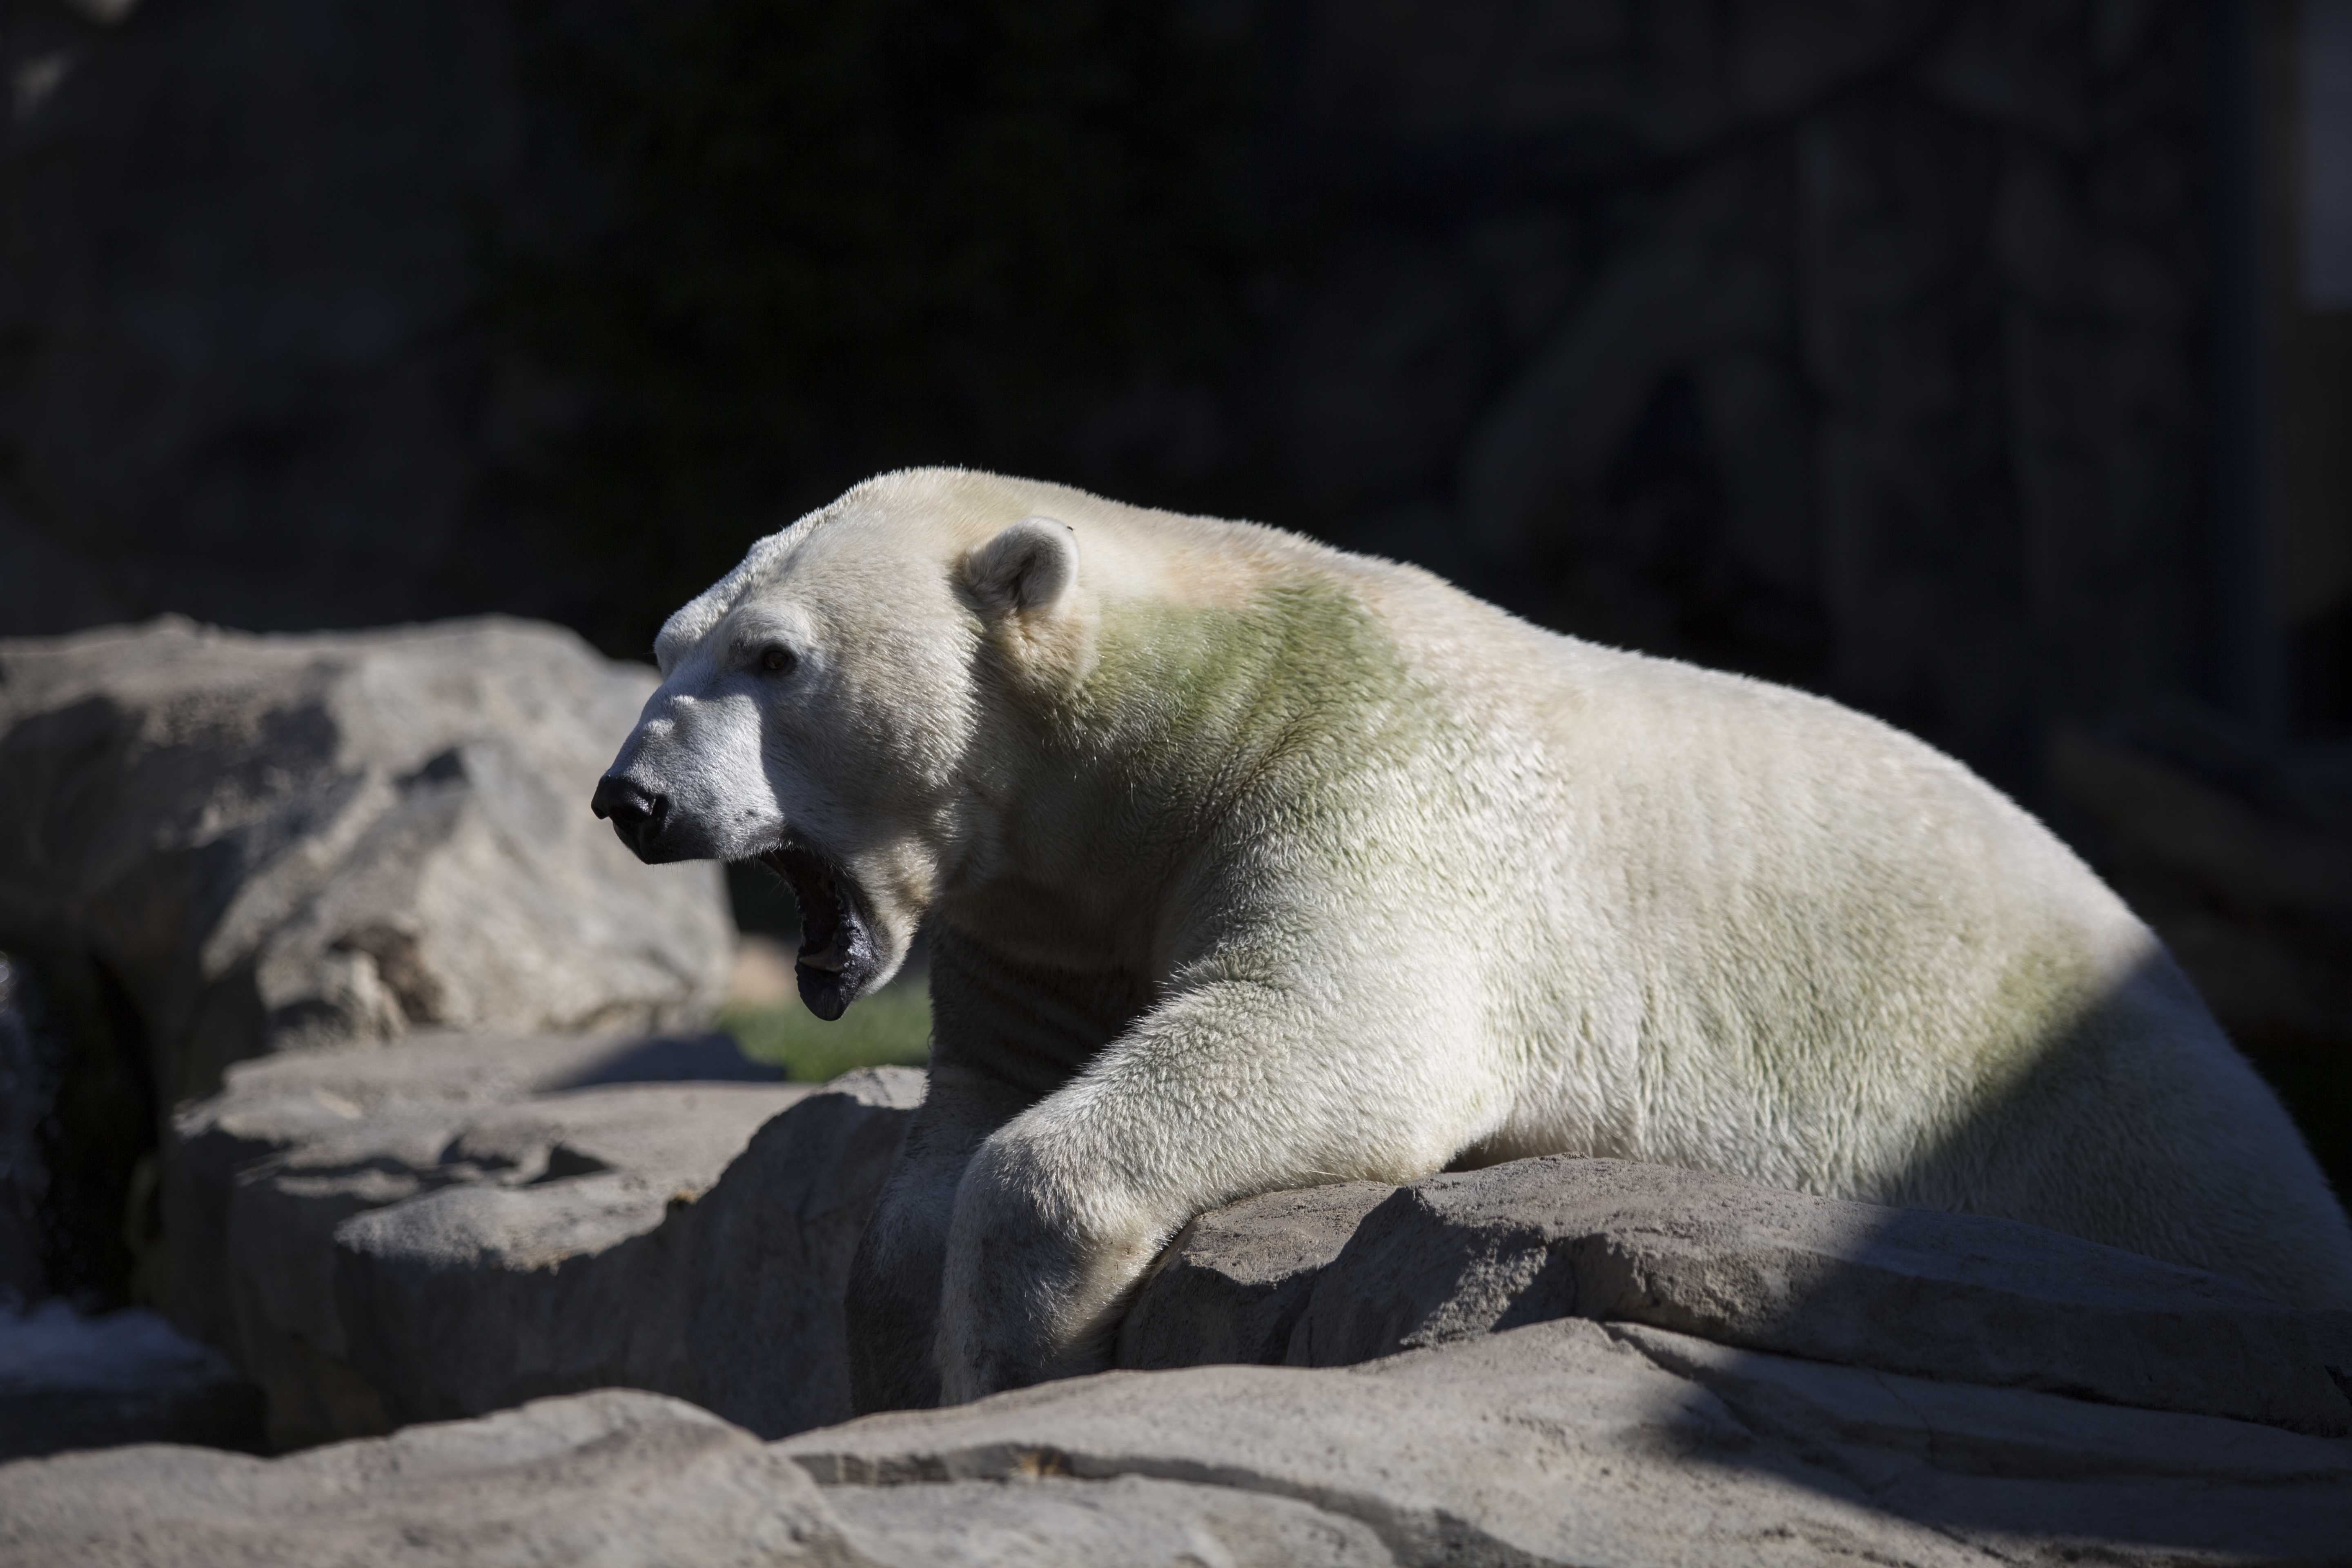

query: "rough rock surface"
(0, 617), (732, 1108)
(0, 1390), (867, 1568)
(9, 1323), (2344, 1566)
(176, 1031), (2352, 1463)
(27, 1045), (2352, 1562)
(793, 1319), (2352, 1566)
(167, 1030), (920, 1449)
(1125, 1156), (2352, 1437)
(1118, 1181), (1392, 1369)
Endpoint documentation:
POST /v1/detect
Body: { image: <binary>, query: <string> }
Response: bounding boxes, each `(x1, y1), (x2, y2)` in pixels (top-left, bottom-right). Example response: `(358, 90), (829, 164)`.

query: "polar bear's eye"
(758, 645), (798, 677)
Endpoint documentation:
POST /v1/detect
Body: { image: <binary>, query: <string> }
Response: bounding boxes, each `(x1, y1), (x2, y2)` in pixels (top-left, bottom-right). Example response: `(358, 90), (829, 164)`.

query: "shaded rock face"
(0, 617), (733, 1110)
(0, 1301), (263, 1463)
(0, 949), (158, 1308)
(0, 956), (59, 1305)
(165, 1030), (919, 1450)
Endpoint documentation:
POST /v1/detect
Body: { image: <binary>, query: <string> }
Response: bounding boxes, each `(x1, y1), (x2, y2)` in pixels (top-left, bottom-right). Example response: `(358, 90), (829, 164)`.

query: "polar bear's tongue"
(762, 842), (878, 1022)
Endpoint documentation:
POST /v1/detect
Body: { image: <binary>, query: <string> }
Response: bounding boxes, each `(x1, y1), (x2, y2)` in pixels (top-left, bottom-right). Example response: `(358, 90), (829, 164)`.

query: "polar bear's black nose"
(591, 774), (668, 860)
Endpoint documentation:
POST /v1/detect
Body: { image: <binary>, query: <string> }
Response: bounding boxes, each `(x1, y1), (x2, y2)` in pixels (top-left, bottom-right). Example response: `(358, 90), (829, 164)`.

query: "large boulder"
(0, 616), (732, 1109)
(8, 1321), (2346, 1566)
(166, 1029), (920, 1449)
(0, 611), (734, 1114)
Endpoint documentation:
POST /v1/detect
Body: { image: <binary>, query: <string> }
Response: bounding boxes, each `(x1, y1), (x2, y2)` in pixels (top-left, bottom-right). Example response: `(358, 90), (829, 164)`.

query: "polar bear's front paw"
(933, 1136), (1135, 1403)
(933, 1224), (1097, 1403)
(932, 1255), (1135, 1401)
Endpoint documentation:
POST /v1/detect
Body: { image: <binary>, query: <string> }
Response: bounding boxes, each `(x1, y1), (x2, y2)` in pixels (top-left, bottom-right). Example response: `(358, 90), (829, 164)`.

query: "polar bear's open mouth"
(759, 840), (879, 1022)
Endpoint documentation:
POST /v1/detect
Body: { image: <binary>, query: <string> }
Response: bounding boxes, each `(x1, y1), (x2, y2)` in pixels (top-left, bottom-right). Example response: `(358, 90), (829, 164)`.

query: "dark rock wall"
(0, 0), (561, 635)
(0, 0), (2213, 803)
(1249, 0), (2212, 790)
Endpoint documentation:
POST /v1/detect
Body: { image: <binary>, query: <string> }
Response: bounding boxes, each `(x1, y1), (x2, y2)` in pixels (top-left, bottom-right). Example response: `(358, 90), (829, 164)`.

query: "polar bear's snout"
(595, 671), (782, 868)
(590, 773), (671, 861)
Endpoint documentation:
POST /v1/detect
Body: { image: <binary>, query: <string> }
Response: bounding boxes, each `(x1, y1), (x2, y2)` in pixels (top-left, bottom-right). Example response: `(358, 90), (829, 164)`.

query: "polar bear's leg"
(933, 971), (1481, 1401)
(849, 927), (1144, 1411)
(846, 1060), (1030, 1412)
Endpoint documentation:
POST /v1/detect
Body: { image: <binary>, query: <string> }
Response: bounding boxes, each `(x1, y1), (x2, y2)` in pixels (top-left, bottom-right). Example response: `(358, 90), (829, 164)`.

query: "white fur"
(612, 467), (2352, 1406)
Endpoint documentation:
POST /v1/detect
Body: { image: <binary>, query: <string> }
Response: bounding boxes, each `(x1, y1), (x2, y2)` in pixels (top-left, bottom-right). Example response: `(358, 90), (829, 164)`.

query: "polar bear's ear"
(961, 517), (1078, 619)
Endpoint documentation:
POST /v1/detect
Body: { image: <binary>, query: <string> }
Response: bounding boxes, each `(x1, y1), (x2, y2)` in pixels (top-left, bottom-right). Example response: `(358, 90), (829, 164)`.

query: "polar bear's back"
(1346, 556), (2352, 1306)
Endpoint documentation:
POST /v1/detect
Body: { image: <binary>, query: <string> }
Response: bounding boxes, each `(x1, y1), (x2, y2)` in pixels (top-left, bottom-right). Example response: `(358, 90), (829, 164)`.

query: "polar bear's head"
(593, 470), (1092, 1020)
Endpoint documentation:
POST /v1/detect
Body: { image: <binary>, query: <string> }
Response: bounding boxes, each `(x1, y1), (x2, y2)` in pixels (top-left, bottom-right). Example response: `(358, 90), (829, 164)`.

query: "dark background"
(2, 0), (2348, 1180)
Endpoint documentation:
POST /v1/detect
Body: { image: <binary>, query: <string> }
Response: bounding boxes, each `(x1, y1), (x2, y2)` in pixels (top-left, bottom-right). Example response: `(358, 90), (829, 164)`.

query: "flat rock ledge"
(6, 1325), (2349, 1566)
(162, 1030), (922, 1449)
(37, 1026), (2348, 1565)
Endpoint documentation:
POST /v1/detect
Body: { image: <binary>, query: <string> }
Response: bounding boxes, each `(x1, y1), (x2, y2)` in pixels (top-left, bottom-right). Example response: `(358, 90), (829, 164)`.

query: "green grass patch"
(719, 981), (932, 1082)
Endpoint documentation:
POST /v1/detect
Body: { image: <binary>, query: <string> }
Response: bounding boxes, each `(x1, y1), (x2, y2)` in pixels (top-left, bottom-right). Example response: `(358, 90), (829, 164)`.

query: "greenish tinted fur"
(1069, 577), (1438, 833)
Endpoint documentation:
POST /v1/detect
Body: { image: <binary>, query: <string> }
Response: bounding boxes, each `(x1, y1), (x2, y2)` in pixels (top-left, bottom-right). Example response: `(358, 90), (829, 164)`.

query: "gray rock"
(169, 1029), (921, 1449)
(0, 617), (733, 1109)
(1618, 1314), (2352, 1484)
(793, 1320), (2002, 1567)
(0, 1390), (869, 1568)
(164, 1025), (777, 1354)
(668, 1068), (928, 1439)
(1125, 1155), (2352, 1438)
(255, 1080), (805, 1446)
(1613, 1322), (2352, 1564)
(331, 1069), (922, 1443)
(797, 1319), (2352, 1565)
(0, 1385), (1396, 1568)
(1116, 1181), (1390, 1370)
(9, 1319), (2344, 1567)
(824, 1476), (1395, 1568)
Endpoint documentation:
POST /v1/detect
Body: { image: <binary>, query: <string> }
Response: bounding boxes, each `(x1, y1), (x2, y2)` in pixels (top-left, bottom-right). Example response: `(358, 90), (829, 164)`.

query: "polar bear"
(595, 467), (2352, 1407)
